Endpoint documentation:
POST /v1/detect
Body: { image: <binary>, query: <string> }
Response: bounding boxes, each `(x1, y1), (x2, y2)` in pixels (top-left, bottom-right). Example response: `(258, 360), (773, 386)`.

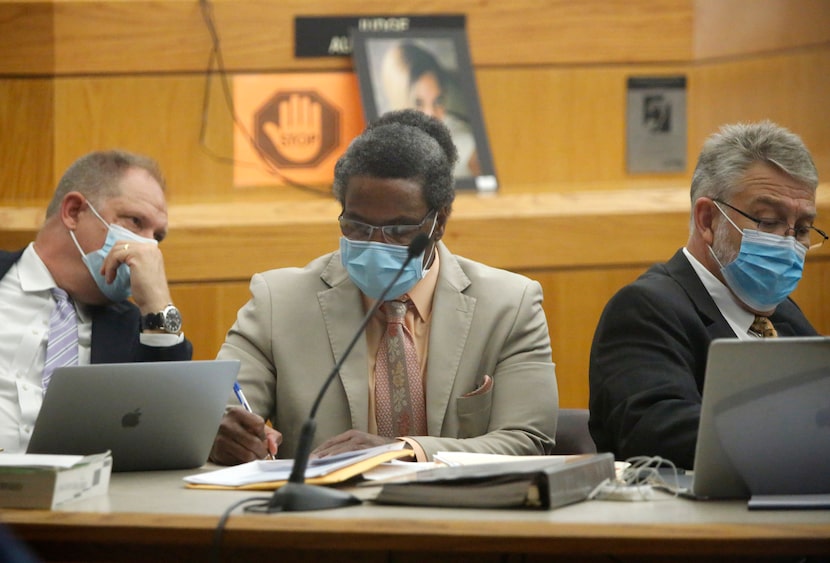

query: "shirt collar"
(682, 247), (755, 336)
(20, 242), (89, 321)
(18, 243), (57, 293)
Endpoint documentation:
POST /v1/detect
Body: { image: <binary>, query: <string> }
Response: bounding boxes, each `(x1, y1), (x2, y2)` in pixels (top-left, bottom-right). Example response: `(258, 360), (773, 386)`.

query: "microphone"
(266, 232), (431, 512)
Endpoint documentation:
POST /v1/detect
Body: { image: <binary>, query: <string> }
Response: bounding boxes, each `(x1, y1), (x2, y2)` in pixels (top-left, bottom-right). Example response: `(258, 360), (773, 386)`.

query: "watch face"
(163, 307), (182, 333)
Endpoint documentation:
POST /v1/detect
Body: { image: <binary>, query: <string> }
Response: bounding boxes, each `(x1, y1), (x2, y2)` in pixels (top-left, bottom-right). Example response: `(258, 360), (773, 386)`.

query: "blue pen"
(233, 381), (253, 412)
(233, 382), (274, 460)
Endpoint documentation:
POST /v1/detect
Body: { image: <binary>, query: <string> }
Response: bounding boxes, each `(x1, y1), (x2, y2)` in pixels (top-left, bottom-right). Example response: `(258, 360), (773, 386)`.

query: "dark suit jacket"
(588, 249), (817, 469)
(1, 249), (192, 363)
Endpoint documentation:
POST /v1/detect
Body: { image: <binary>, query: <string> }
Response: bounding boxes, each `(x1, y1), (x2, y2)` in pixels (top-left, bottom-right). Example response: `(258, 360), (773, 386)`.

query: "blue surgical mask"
(340, 237), (434, 300)
(711, 206), (807, 311)
(69, 202), (158, 302)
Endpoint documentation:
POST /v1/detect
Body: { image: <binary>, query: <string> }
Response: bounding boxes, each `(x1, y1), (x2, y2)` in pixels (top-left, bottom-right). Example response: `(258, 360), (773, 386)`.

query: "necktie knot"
(750, 315), (778, 338)
(51, 287), (70, 303)
(383, 300), (408, 324)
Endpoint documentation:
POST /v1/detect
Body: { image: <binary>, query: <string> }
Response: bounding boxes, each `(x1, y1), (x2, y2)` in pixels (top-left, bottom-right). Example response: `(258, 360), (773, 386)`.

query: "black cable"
(211, 495), (272, 563)
(197, 0), (331, 197)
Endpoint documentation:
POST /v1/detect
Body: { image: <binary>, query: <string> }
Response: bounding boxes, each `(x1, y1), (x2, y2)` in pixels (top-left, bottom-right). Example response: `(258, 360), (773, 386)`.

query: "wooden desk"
(2, 468), (829, 562)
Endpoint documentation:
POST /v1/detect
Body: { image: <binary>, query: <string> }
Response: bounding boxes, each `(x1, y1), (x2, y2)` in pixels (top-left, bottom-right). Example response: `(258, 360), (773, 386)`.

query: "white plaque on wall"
(626, 76), (687, 174)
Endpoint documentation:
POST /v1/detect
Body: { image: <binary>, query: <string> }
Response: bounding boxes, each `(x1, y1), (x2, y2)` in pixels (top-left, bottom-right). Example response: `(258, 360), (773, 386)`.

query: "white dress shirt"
(0, 243), (182, 453)
(0, 244), (93, 452)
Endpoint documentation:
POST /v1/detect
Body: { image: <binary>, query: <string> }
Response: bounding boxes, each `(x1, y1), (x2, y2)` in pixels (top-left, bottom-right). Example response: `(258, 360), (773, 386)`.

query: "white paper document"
(184, 442), (406, 487)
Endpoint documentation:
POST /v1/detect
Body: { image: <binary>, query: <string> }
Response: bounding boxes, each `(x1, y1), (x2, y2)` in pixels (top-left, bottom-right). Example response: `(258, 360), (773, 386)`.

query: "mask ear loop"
(708, 200), (743, 269)
(68, 229), (86, 257)
(68, 198), (109, 257)
(421, 213), (439, 274)
(712, 200), (743, 234)
(85, 199), (111, 228)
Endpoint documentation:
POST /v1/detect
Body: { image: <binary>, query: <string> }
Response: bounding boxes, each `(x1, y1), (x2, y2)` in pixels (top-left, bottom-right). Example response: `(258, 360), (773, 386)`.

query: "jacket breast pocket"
(455, 375), (492, 438)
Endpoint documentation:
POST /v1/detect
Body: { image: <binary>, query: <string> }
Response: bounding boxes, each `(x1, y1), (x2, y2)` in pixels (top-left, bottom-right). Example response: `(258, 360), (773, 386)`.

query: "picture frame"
(350, 28), (498, 192)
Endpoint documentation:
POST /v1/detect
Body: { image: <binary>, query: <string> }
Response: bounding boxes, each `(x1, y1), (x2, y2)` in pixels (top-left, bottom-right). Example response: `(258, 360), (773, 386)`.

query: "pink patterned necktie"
(42, 287), (79, 393)
(375, 300), (427, 437)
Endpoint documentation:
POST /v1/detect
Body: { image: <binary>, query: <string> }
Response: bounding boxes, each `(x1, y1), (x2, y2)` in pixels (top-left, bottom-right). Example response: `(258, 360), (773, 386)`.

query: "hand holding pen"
(233, 382), (275, 460)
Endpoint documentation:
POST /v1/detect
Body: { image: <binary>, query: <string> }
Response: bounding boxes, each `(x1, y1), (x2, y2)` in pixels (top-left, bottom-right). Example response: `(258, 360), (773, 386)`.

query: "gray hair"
(332, 109), (457, 212)
(689, 120), (818, 208)
(46, 150), (165, 218)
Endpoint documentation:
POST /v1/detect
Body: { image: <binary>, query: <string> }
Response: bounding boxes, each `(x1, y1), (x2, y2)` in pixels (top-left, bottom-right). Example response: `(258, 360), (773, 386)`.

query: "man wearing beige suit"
(210, 110), (558, 464)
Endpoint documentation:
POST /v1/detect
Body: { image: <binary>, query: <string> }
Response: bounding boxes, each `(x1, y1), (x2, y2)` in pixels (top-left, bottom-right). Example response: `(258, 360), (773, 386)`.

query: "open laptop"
(678, 337), (830, 502)
(27, 359), (240, 472)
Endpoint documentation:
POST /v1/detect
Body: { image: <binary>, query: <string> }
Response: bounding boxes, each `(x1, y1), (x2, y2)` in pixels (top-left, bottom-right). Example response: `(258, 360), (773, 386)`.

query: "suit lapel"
(318, 253), (371, 431)
(0, 250), (25, 279)
(424, 243), (474, 435)
(664, 250), (738, 341)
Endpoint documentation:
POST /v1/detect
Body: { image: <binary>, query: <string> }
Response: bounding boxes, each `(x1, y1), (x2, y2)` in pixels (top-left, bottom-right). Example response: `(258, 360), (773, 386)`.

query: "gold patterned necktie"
(375, 300), (427, 437)
(750, 315), (778, 338)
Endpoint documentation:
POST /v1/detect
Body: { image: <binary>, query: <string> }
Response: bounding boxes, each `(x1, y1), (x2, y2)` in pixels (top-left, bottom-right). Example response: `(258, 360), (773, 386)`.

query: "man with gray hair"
(211, 109), (558, 465)
(588, 121), (826, 469)
(0, 150), (192, 453)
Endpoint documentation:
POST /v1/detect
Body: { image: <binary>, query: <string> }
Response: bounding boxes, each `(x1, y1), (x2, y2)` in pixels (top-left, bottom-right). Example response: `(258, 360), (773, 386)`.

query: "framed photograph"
(351, 28), (498, 192)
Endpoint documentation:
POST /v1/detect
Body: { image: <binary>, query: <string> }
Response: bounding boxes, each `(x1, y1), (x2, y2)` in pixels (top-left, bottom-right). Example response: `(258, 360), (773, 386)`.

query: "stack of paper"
(0, 451), (112, 509)
(185, 442), (412, 490)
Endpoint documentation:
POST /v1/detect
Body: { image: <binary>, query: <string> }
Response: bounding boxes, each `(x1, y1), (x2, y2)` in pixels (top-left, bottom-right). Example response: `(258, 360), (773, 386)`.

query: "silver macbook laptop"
(27, 360), (240, 472)
(683, 337), (830, 501)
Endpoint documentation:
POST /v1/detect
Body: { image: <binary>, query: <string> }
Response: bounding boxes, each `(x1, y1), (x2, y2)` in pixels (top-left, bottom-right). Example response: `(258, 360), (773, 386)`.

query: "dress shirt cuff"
(139, 331), (185, 347)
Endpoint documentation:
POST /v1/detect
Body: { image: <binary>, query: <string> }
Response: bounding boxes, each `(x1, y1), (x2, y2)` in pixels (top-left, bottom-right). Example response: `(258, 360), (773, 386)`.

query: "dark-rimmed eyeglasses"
(714, 199), (827, 250)
(338, 210), (436, 245)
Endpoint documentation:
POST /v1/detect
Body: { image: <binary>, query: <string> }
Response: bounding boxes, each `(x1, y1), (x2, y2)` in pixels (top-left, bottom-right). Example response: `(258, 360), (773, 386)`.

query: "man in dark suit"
(0, 150), (192, 453)
(589, 121), (825, 469)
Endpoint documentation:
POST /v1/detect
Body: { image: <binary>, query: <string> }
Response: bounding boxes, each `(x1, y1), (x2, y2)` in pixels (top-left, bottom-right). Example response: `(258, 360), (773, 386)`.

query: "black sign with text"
(295, 14), (466, 58)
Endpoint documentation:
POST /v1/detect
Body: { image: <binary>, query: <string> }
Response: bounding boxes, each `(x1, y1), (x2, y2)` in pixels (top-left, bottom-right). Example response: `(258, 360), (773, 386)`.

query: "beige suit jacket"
(218, 242), (558, 460)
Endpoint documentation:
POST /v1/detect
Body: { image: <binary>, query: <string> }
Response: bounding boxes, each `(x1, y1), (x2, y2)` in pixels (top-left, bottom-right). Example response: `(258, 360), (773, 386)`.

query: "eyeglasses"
(714, 199), (828, 250)
(338, 210), (436, 245)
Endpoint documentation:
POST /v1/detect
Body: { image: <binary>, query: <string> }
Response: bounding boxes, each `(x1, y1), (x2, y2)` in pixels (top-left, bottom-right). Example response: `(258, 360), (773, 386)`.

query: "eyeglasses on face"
(338, 210), (437, 245)
(713, 199), (828, 250)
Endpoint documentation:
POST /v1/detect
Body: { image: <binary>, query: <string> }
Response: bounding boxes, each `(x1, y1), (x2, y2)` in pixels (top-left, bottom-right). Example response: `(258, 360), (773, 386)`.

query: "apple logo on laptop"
(121, 408), (142, 429)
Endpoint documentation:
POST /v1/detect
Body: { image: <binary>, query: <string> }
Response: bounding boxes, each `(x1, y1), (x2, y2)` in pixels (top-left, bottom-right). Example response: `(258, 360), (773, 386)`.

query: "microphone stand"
(266, 233), (431, 512)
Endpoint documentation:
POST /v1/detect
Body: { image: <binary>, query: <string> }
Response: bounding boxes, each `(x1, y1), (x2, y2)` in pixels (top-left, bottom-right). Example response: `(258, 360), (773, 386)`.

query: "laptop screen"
(691, 337), (830, 499)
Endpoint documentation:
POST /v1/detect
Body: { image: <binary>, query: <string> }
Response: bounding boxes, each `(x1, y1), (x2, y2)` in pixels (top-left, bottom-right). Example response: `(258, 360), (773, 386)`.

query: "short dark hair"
(332, 109), (457, 212)
(46, 150), (165, 218)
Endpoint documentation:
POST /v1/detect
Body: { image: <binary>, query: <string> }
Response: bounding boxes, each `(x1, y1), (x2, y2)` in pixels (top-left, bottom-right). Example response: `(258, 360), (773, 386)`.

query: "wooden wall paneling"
(694, 0), (830, 60)
(0, 79), (55, 205)
(526, 266), (647, 409)
(477, 67), (637, 186)
(462, 0), (694, 66)
(689, 48), (830, 179)
(791, 258), (830, 336)
(0, 1), (700, 76)
(0, 2), (55, 75)
(52, 75), (233, 204)
(169, 281), (252, 360)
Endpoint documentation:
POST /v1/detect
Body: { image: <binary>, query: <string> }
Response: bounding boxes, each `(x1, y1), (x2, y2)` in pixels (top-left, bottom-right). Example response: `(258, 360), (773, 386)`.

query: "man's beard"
(711, 218), (740, 268)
